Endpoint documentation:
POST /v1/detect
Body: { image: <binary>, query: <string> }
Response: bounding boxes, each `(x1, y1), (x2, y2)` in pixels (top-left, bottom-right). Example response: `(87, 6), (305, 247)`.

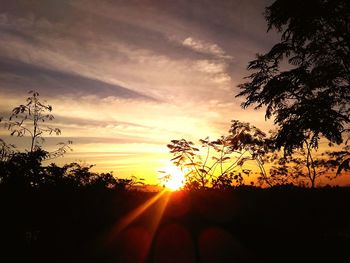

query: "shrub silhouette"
(166, 120), (271, 189)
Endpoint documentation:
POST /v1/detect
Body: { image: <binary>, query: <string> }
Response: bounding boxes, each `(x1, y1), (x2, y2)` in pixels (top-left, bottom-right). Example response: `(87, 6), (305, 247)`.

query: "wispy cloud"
(182, 37), (233, 60)
(0, 0), (279, 183)
(0, 57), (157, 101)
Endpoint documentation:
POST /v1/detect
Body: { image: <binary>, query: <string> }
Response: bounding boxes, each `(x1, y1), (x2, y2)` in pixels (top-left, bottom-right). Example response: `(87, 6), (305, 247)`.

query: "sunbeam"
(107, 189), (171, 243)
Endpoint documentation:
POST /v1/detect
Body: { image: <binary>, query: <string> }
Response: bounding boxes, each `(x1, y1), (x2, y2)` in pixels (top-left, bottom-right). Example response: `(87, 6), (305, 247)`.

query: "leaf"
(237, 157), (252, 166)
(336, 158), (350, 175)
(170, 155), (182, 161)
(242, 169), (251, 175)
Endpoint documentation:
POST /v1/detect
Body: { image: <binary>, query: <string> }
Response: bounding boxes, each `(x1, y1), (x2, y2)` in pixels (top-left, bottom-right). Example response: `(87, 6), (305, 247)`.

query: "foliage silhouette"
(263, 146), (341, 187)
(0, 149), (47, 188)
(166, 120), (271, 189)
(0, 91), (142, 191)
(166, 120), (346, 188)
(237, 0), (350, 154)
(325, 146), (350, 175)
(0, 149), (142, 191)
(0, 98), (349, 263)
(1, 181), (350, 263)
(1, 2), (350, 262)
(0, 138), (16, 162)
(0, 90), (72, 157)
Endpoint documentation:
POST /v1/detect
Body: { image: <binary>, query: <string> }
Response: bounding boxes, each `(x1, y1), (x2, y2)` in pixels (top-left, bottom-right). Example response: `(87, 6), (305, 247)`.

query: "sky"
(3, 0), (344, 186)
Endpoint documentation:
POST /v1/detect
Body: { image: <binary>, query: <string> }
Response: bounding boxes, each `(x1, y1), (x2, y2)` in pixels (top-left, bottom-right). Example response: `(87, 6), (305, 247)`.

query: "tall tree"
(0, 91), (71, 158)
(237, 0), (350, 154)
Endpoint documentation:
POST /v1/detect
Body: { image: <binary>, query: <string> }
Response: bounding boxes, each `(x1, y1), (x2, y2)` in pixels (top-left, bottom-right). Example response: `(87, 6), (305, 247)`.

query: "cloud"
(53, 115), (154, 130)
(182, 37), (233, 60)
(0, 0), (284, 182)
(0, 135), (158, 147)
(0, 57), (156, 101)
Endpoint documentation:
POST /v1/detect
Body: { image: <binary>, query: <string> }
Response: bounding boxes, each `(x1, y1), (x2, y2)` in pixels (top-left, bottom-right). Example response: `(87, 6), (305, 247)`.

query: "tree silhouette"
(166, 120), (271, 189)
(45, 162), (120, 189)
(237, 0), (350, 154)
(0, 149), (48, 188)
(0, 91), (72, 157)
(0, 91), (140, 191)
(263, 144), (341, 187)
(325, 146), (350, 175)
(0, 149), (140, 190)
(0, 139), (16, 162)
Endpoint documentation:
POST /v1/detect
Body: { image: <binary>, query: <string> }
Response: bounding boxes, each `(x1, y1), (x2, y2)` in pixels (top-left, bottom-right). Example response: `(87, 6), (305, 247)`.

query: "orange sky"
(0, 0), (348, 186)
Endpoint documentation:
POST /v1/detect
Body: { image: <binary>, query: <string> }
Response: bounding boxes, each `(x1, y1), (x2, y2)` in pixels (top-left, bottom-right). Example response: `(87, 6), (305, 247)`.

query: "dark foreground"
(1, 186), (350, 263)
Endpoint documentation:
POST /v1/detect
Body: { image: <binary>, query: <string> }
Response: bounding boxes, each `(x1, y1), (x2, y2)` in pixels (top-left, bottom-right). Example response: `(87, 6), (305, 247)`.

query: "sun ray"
(106, 189), (171, 244)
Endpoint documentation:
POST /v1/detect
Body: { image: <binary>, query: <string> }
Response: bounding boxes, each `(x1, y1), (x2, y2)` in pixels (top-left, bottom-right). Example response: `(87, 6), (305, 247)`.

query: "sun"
(159, 165), (185, 191)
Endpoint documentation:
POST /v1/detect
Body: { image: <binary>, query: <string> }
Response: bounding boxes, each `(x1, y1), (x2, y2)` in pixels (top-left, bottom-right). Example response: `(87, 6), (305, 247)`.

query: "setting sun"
(159, 165), (186, 191)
